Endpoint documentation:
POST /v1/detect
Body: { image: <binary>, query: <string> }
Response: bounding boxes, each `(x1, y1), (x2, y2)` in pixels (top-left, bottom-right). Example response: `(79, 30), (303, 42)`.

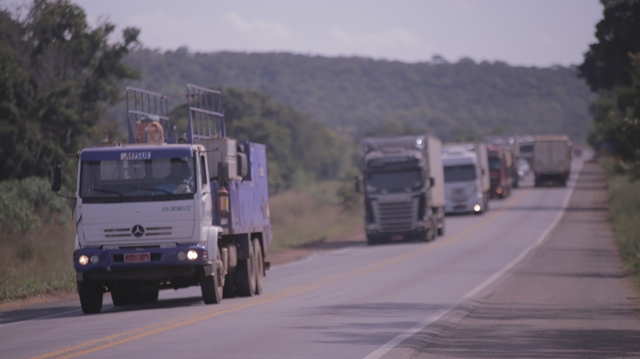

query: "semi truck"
(51, 85), (272, 314)
(442, 142), (490, 214)
(485, 135), (520, 189)
(487, 145), (512, 199)
(357, 134), (444, 245)
(532, 135), (572, 187)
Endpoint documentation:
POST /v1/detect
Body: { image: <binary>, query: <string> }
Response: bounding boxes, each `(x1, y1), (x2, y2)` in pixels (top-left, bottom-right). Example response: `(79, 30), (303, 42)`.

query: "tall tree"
(578, 0), (640, 164)
(0, 0), (140, 180)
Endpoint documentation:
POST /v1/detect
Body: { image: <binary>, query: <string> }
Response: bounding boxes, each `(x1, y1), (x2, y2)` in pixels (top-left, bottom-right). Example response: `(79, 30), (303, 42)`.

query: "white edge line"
(363, 160), (584, 359)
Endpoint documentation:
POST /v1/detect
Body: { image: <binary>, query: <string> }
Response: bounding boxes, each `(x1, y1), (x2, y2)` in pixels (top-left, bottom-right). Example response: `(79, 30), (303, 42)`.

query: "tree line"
(122, 49), (594, 144)
(578, 0), (640, 176)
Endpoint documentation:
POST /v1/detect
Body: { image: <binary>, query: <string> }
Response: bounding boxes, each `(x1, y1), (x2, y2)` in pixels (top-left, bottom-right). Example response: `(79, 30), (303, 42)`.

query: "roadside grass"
(0, 220), (76, 302)
(0, 180), (362, 303)
(270, 180), (363, 251)
(602, 158), (640, 284)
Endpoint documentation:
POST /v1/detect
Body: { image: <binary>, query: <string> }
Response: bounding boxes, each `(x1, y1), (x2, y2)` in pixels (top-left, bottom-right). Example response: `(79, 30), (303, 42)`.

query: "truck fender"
(206, 225), (223, 270)
(74, 234), (80, 250)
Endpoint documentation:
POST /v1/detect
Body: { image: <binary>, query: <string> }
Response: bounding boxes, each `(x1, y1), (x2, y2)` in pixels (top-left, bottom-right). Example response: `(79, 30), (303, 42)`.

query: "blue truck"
(51, 85), (272, 314)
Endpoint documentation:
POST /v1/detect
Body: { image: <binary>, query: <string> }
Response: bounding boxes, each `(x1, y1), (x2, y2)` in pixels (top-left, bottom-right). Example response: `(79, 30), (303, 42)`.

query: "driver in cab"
(165, 158), (194, 194)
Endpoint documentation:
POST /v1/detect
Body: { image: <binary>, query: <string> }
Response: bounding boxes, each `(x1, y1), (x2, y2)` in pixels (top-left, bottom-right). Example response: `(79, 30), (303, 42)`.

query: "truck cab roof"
(80, 143), (204, 161)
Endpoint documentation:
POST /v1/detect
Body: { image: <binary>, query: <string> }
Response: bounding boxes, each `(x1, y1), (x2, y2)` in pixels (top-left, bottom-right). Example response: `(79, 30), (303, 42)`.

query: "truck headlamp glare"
(187, 250), (198, 261)
(473, 204), (482, 212)
(78, 255), (89, 266)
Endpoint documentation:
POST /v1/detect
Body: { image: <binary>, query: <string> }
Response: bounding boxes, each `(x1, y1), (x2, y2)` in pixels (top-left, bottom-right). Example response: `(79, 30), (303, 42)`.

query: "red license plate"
(391, 234), (404, 241)
(124, 253), (150, 263)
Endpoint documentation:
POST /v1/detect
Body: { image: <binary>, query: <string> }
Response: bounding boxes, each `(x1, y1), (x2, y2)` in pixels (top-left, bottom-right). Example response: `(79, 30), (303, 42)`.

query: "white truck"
(51, 85), (272, 314)
(532, 135), (572, 187)
(442, 142), (490, 215)
(357, 134), (444, 244)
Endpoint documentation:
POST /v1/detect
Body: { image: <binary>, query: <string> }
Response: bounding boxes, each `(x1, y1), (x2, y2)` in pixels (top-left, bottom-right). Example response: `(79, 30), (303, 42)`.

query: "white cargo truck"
(51, 85), (273, 314)
(533, 135), (572, 187)
(442, 142), (490, 215)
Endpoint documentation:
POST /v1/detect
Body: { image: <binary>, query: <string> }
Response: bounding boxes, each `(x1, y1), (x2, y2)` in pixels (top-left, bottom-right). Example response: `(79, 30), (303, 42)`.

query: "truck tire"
(253, 238), (264, 295)
(110, 288), (131, 307)
(146, 289), (159, 304)
(201, 256), (223, 304)
(78, 280), (103, 314)
(235, 240), (256, 297)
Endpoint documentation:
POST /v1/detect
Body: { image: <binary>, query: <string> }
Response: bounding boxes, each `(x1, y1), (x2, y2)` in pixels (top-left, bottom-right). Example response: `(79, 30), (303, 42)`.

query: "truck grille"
(375, 200), (417, 232)
(104, 226), (173, 238)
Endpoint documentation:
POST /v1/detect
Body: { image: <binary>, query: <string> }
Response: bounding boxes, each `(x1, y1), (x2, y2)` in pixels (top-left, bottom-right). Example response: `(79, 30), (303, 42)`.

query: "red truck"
(487, 145), (512, 199)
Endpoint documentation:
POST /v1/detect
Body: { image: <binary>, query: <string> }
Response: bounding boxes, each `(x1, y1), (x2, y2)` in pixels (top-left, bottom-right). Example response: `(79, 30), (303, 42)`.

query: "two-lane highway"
(2, 156), (636, 358)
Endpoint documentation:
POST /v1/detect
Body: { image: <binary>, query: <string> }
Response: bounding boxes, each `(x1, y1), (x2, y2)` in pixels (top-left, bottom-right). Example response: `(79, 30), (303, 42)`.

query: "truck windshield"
(365, 170), (423, 193)
(444, 164), (477, 182)
(488, 157), (502, 170)
(80, 157), (196, 203)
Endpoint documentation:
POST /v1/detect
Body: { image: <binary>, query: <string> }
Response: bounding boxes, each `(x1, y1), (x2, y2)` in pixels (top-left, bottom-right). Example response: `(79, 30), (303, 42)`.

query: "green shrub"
(0, 177), (73, 234)
(603, 159), (640, 280)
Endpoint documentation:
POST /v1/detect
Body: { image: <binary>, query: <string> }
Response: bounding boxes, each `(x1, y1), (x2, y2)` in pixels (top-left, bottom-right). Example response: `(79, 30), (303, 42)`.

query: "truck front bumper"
(74, 244), (213, 281)
(367, 226), (437, 243)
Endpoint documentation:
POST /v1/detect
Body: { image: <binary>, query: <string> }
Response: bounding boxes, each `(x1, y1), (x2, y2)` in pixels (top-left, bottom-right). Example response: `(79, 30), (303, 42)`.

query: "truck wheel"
(253, 238), (264, 295)
(223, 273), (236, 298)
(144, 289), (159, 304)
(201, 260), (223, 305)
(429, 227), (436, 241)
(110, 288), (131, 307)
(235, 239), (256, 297)
(78, 280), (103, 314)
(129, 290), (158, 305)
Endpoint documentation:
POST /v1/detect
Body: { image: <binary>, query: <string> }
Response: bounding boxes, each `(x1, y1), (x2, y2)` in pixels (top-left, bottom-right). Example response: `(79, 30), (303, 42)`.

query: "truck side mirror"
(51, 164), (62, 192)
(237, 153), (248, 179)
(354, 175), (361, 193)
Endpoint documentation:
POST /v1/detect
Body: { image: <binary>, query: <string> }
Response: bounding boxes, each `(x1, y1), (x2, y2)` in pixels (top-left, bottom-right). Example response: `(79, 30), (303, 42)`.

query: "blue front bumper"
(74, 244), (211, 281)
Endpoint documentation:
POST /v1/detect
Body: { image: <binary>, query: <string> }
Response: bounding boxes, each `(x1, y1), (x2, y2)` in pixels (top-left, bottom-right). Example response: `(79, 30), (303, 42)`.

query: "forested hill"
(123, 49), (594, 143)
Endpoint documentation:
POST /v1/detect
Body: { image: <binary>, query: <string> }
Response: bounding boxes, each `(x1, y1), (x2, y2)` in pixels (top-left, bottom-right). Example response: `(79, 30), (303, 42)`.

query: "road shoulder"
(396, 161), (640, 358)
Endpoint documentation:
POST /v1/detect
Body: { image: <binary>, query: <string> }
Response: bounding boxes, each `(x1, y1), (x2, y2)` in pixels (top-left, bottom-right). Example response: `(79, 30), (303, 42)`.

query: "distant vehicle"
(517, 157), (530, 178)
(533, 135), (572, 187)
(442, 142), (490, 215)
(487, 145), (512, 199)
(484, 135), (520, 189)
(519, 137), (534, 168)
(357, 135), (444, 245)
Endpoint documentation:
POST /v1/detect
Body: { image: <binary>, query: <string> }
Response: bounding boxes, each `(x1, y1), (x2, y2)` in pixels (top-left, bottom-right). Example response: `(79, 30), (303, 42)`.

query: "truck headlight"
(187, 250), (198, 261)
(78, 255), (89, 266)
(78, 254), (99, 265)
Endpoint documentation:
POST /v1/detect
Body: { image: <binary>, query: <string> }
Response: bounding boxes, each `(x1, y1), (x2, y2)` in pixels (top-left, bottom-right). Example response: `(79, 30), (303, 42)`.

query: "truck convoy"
(357, 134), (444, 245)
(487, 145), (512, 199)
(51, 85), (272, 314)
(532, 135), (572, 187)
(442, 142), (490, 215)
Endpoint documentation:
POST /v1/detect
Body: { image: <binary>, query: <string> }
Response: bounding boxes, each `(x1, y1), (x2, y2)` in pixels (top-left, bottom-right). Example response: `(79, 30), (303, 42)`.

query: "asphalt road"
(1, 157), (638, 359)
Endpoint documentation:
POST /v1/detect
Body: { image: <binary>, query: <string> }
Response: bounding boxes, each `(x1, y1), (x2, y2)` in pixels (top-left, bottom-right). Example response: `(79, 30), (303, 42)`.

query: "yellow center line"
(35, 188), (531, 359)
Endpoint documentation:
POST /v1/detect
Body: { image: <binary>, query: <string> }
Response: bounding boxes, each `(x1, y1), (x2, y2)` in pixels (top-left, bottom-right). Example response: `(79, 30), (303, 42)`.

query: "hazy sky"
(72, 0), (603, 68)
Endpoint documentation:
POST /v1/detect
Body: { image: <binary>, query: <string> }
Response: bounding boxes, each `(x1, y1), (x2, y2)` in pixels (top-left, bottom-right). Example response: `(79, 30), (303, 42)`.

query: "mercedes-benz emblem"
(131, 224), (145, 237)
